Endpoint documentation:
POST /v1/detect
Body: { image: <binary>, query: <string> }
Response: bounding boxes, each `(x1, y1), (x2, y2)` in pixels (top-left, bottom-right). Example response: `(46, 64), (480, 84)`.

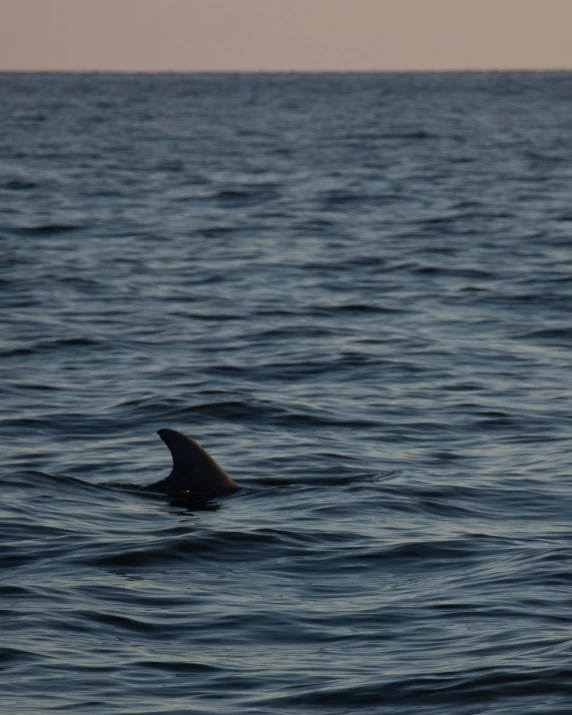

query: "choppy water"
(2, 72), (572, 714)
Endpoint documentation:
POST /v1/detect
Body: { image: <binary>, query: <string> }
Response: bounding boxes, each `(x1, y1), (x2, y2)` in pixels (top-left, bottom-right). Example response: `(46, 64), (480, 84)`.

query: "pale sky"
(2, 0), (572, 72)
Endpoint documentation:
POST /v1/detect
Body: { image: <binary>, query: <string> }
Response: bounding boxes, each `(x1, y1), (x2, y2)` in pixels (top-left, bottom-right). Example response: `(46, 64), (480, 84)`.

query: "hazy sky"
(2, 0), (572, 72)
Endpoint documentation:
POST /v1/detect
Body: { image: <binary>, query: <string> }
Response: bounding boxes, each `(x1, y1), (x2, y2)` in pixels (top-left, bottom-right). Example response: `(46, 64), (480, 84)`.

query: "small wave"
(268, 666), (572, 708)
(377, 129), (437, 140)
(211, 185), (278, 203)
(516, 327), (572, 344)
(13, 223), (83, 235)
(89, 528), (289, 569)
(335, 302), (403, 313)
(414, 265), (494, 280)
(1, 178), (37, 191)
(136, 660), (221, 674)
(0, 647), (40, 666)
(0, 335), (104, 358)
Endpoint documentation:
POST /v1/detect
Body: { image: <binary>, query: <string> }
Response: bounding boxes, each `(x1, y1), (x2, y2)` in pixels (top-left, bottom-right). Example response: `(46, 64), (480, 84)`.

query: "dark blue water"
(2, 72), (572, 714)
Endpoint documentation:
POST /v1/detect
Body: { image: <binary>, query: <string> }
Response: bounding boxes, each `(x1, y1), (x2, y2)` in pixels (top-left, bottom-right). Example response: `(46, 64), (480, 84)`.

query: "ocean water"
(2, 72), (572, 714)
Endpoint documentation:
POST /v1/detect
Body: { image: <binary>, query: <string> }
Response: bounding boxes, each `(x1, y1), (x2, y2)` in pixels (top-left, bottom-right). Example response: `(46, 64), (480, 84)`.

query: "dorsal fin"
(146, 429), (239, 497)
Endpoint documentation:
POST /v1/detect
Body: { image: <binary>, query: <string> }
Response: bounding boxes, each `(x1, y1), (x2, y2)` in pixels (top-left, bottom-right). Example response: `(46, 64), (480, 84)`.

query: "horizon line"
(2, 67), (572, 75)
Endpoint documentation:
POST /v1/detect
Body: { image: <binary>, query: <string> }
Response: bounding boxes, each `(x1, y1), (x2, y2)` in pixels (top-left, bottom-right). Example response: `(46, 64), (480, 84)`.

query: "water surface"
(2, 72), (572, 714)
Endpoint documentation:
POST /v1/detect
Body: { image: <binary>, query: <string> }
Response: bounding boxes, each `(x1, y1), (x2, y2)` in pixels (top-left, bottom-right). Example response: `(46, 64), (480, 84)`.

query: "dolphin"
(146, 428), (240, 497)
